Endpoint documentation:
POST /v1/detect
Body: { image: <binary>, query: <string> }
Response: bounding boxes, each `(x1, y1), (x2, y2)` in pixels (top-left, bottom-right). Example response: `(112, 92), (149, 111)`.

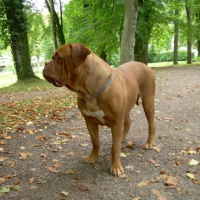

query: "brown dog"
(43, 43), (156, 176)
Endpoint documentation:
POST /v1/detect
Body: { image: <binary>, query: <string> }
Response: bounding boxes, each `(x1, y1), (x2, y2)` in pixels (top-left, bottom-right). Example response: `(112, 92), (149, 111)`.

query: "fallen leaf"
(153, 146), (161, 152)
(52, 162), (63, 168)
(93, 163), (100, 170)
(120, 152), (126, 157)
(150, 158), (156, 164)
(30, 185), (39, 190)
(156, 175), (167, 181)
(8, 160), (17, 168)
(0, 141), (6, 145)
(61, 191), (69, 196)
(119, 174), (127, 179)
(13, 185), (21, 191)
(47, 167), (60, 173)
(125, 165), (134, 171)
(188, 159), (199, 166)
(78, 185), (89, 191)
(187, 173), (195, 179)
(151, 189), (166, 200)
(0, 157), (4, 162)
(0, 186), (10, 193)
(0, 177), (6, 184)
(136, 180), (151, 187)
(126, 144), (134, 149)
(165, 175), (178, 186)
(188, 150), (196, 154)
(81, 143), (88, 147)
(19, 152), (27, 159)
(61, 139), (69, 144)
(64, 169), (75, 174)
(134, 170), (141, 173)
(29, 177), (35, 184)
(193, 179), (199, 184)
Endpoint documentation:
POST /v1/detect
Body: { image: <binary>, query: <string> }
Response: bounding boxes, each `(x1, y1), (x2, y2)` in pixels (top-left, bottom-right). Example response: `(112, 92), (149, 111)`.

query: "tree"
(28, 13), (46, 66)
(120, 0), (138, 64)
(45, 0), (65, 51)
(193, 0), (200, 56)
(134, 0), (167, 64)
(64, 0), (125, 66)
(185, 0), (192, 64)
(0, 0), (36, 80)
(173, 1), (180, 65)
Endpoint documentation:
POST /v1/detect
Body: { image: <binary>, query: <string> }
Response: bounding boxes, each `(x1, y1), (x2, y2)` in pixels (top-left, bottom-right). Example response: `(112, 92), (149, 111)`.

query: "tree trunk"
(57, 0), (65, 45)
(45, 0), (65, 49)
(134, 35), (149, 64)
(173, 9), (179, 65)
(185, 5), (192, 64)
(3, 0), (36, 80)
(198, 40), (200, 57)
(50, 0), (58, 51)
(100, 50), (107, 62)
(11, 33), (35, 80)
(134, 0), (153, 65)
(120, 0), (138, 64)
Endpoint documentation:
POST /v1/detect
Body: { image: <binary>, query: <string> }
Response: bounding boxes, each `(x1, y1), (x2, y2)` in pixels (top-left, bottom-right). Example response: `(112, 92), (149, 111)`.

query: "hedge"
(148, 50), (194, 63)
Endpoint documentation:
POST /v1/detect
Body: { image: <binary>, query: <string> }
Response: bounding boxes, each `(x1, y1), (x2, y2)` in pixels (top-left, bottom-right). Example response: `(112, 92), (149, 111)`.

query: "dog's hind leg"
(122, 113), (131, 142)
(141, 95), (156, 149)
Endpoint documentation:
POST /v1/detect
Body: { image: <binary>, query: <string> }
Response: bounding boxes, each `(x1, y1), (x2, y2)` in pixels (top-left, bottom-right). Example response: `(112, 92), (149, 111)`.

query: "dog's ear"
(70, 43), (91, 67)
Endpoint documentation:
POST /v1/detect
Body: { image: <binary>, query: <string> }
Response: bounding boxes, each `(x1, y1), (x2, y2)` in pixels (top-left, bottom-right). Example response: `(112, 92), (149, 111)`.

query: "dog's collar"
(87, 73), (114, 101)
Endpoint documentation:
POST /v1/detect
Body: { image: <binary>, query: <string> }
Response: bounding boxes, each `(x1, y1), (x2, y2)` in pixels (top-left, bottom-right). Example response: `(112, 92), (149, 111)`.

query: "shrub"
(148, 50), (195, 63)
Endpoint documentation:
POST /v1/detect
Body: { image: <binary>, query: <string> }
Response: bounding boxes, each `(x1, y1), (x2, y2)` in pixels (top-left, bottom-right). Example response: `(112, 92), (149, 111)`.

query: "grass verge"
(0, 74), (54, 94)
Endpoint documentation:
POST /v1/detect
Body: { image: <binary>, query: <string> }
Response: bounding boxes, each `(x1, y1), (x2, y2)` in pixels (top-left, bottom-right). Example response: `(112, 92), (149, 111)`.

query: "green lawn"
(0, 74), (17, 88)
(148, 61), (200, 67)
(0, 73), (55, 94)
(0, 73), (44, 89)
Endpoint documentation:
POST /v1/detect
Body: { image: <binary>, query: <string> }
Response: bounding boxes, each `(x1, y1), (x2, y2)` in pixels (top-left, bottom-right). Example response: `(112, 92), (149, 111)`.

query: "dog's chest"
(83, 109), (105, 124)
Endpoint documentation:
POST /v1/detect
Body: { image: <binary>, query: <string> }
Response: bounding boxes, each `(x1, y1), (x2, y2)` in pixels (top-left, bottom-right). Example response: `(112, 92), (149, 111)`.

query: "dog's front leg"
(110, 123), (124, 176)
(82, 119), (100, 164)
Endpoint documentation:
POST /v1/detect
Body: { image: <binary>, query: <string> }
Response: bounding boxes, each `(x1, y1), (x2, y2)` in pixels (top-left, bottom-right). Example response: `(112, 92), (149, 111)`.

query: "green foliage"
(0, 0), (28, 47)
(63, 0), (125, 66)
(148, 50), (195, 63)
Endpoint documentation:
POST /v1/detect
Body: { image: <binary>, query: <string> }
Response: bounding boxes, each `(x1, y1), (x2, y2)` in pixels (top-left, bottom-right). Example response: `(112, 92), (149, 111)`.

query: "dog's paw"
(82, 154), (98, 164)
(144, 142), (153, 149)
(111, 166), (124, 177)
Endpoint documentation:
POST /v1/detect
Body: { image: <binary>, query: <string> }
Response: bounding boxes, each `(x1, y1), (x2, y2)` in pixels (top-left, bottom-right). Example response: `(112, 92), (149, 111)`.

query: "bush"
(5, 64), (15, 72)
(148, 50), (195, 63)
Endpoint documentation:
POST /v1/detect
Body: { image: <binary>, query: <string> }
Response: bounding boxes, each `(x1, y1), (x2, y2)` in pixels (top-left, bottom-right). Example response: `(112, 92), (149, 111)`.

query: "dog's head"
(43, 43), (91, 87)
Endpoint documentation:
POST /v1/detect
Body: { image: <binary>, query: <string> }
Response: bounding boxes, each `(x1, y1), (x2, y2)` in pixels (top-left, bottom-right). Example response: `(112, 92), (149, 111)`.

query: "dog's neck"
(82, 53), (113, 100)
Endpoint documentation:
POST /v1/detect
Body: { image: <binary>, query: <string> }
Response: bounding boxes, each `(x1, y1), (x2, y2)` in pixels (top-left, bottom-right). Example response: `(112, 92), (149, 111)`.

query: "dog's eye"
(56, 56), (61, 60)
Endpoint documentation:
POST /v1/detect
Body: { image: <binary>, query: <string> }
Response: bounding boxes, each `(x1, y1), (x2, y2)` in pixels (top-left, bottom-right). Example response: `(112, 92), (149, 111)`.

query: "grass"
(0, 74), (17, 88)
(148, 61), (200, 67)
(0, 73), (55, 94)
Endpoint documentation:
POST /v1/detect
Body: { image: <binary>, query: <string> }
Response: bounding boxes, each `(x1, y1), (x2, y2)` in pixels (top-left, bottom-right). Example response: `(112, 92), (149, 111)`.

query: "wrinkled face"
(43, 43), (91, 87)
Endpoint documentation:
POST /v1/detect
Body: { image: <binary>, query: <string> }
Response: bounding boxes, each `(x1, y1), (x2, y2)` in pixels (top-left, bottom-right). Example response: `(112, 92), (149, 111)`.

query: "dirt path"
(0, 66), (200, 200)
